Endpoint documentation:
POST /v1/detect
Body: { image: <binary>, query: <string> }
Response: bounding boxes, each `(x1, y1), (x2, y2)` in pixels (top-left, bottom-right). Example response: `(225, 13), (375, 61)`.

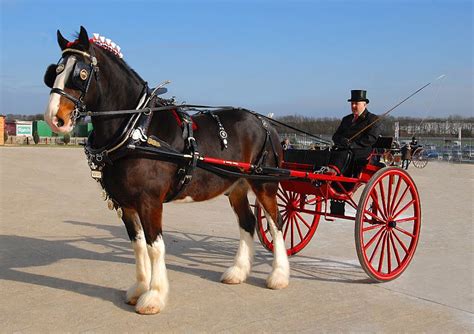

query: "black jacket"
(332, 109), (381, 150)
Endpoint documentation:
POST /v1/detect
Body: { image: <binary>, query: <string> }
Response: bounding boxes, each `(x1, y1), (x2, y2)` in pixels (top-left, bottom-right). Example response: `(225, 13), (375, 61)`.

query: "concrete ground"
(1, 147), (472, 333)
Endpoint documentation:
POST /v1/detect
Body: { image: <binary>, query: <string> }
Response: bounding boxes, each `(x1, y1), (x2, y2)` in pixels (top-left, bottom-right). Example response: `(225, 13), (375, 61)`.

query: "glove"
(339, 137), (350, 148)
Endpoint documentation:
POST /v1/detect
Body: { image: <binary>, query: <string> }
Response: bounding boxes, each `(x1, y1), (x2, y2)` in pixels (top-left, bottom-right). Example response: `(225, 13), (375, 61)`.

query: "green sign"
(17, 124), (32, 136)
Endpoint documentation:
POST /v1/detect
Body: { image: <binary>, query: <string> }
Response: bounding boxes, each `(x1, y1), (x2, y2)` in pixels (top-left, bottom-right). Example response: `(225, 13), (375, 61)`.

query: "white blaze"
(44, 56), (77, 133)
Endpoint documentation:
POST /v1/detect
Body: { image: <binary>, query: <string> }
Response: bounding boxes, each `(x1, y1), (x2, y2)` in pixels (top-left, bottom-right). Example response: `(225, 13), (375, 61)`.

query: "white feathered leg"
(135, 235), (169, 314)
(264, 210), (289, 289)
(221, 227), (254, 284)
(126, 229), (151, 305)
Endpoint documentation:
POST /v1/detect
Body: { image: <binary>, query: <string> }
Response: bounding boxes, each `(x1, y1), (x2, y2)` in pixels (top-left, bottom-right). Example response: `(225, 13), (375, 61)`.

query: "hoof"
(220, 265), (249, 284)
(126, 282), (149, 306)
(135, 290), (166, 315)
(126, 297), (139, 306)
(266, 268), (289, 290)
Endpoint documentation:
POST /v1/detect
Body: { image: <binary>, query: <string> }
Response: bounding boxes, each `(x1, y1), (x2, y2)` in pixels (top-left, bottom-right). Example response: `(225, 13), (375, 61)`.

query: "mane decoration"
(65, 33), (124, 59)
(92, 33), (124, 59)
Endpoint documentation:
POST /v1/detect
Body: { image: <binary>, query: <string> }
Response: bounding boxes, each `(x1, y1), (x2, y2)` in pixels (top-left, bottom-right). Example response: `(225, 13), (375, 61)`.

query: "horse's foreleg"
(122, 209), (150, 305)
(135, 203), (169, 315)
(262, 208), (289, 289)
(221, 184), (255, 284)
(253, 184), (289, 289)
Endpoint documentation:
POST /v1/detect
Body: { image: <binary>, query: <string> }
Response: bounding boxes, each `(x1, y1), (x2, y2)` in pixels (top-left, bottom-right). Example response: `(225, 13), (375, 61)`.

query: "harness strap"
(164, 111), (200, 202)
(86, 104), (284, 204)
(202, 110), (228, 149)
(252, 115), (280, 173)
(85, 84), (150, 178)
(51, 87), (83, 106)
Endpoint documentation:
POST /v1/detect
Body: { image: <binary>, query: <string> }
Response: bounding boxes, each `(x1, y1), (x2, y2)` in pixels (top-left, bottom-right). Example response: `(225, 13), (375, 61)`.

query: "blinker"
(44, 64), (58, 88)
(66, 61), (91, 91)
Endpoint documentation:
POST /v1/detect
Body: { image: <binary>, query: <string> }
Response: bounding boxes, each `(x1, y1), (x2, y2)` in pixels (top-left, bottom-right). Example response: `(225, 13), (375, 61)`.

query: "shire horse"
(44, 27), (289, 314)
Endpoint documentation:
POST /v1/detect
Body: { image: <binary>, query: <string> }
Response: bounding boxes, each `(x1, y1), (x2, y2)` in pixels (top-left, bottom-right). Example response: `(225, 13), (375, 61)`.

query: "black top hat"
(348, 90), (369, 103)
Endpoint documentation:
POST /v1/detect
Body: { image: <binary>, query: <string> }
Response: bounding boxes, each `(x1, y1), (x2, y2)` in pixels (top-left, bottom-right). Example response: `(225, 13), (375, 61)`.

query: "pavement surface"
(1, 147), (473, 333)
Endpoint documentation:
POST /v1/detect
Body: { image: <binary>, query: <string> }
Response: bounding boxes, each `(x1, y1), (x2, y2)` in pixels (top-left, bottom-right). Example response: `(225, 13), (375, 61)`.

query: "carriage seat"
(283, 148), (352, 174)
(283, 149), (331, 170)
(372, 136), (393, 149)
(369, 136), (393, 168)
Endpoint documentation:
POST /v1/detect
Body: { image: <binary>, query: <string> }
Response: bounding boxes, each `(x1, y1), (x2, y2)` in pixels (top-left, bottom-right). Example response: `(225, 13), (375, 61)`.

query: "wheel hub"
(287, 199), (299, 211)
(388, 221), (397, 228)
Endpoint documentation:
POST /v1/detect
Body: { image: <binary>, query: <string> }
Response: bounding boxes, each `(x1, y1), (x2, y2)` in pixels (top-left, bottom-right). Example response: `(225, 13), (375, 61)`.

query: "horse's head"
(44, 26), (103, 133)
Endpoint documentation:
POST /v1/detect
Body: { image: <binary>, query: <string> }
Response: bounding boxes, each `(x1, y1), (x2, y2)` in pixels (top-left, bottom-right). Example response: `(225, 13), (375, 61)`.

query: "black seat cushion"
(372, 136), (393, 149)
(284, 149), (331, 169)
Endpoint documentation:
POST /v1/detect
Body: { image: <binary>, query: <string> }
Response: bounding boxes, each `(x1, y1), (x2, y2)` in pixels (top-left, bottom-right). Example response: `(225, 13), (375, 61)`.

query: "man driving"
(329, 89), (382, 175)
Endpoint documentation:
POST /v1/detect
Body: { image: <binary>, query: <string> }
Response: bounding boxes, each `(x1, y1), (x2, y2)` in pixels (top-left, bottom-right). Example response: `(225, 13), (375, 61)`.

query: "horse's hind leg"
(251, 182), (289, 289)
(135, 202), (169, 315)
(221, 181), (255, 284)
(122, 208), (151, 305)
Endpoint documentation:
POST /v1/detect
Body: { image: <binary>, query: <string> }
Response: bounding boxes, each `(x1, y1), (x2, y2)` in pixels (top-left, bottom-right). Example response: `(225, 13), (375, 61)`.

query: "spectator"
(401, 142), (411, 169)
(281, 138), (292, 150)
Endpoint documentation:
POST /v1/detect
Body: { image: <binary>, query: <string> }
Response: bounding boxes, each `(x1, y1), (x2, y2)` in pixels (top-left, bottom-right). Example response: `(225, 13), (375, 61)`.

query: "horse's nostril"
(57, 118), (65, 127)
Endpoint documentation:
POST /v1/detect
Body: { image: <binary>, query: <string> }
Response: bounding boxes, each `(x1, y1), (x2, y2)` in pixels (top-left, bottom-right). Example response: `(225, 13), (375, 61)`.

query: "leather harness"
(84, 91), (278, 204)
(49, 48), (279, 207)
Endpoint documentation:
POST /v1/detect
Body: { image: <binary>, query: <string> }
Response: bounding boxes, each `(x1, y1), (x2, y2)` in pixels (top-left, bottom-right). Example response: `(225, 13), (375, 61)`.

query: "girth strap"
(164, 111), (199, 202)
(252, 115), (280, 173)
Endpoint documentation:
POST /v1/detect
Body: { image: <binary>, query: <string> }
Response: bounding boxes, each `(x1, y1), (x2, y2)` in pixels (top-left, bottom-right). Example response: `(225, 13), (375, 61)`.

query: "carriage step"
(330, 200), (345, 215)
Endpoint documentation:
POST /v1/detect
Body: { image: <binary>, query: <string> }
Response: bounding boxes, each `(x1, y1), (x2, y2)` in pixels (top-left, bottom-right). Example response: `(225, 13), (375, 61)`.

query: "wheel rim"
(412, 149), (428, 168)
(356, 168), (421, 281)
(255, 186), (321, 256)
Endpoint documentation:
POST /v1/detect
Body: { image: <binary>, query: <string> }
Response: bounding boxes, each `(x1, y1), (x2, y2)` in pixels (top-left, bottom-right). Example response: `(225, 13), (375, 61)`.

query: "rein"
(53, 47), (330, 147)
(50, 43), (284, 206)
(78, 104), (236, 117)
(53, 45), (312, 197)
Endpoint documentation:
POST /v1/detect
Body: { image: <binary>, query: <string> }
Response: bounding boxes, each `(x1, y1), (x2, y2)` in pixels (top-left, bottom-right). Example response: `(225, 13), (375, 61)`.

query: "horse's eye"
(56, 64), (65, 74)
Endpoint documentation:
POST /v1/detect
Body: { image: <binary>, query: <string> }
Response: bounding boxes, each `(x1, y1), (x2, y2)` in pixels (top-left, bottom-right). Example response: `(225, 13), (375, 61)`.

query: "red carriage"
(194, 136), (421, 282)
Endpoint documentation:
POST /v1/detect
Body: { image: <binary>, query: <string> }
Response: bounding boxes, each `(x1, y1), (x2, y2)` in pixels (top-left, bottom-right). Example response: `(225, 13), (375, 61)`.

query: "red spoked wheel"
(255, 185), (322, 256)
(355, 167), (421, 282)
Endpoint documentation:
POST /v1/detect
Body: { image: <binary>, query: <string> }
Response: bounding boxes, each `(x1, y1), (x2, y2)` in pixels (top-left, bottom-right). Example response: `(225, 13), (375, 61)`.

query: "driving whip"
(348, 75), (446, 142)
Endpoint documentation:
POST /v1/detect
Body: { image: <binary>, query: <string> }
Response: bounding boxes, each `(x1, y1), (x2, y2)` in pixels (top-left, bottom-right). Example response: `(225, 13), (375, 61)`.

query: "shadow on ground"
(0, 220), (371, 309)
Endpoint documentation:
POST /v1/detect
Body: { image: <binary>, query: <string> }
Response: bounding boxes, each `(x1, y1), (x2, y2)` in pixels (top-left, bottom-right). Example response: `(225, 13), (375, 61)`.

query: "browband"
(62, 48), (97, 65)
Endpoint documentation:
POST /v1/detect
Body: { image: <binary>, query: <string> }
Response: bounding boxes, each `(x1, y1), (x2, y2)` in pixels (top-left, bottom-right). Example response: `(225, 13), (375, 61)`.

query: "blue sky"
(1, 0), (472, 118)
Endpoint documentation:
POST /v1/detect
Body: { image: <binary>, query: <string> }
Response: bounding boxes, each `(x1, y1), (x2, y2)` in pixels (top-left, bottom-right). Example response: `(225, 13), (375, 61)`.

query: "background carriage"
(383, 140), (429, 169)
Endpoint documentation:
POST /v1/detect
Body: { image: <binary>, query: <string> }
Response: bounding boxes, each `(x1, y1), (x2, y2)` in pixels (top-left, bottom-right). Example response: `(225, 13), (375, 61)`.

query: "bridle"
(47, 47), (100, 125)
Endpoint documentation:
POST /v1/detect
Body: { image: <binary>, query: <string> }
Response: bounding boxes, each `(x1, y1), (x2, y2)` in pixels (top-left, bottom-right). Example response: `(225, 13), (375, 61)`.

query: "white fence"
(4, 136), (87, 146)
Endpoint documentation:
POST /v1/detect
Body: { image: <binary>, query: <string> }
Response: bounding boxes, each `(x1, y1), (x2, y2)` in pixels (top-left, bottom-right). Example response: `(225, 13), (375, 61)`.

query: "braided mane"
(91, 33), (123, 58)
(66, 33), (123, 59)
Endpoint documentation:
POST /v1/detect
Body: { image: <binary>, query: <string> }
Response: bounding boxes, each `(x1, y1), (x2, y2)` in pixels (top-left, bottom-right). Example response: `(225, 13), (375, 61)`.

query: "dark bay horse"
(44, 27), (289, 314)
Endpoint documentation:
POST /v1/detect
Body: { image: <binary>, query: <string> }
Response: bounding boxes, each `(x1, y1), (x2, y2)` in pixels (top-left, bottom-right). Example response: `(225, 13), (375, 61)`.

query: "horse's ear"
(57, 30), (69, 50)
(78, 26), (90, 47)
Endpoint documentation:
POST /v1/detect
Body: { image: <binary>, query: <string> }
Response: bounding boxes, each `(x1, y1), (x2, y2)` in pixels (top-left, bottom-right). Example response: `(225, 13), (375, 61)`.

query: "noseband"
(49, 48), (99, 124)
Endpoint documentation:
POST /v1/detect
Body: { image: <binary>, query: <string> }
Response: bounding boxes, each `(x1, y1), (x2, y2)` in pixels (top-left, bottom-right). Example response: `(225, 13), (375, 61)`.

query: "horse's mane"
(93, 43), (146, 86)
